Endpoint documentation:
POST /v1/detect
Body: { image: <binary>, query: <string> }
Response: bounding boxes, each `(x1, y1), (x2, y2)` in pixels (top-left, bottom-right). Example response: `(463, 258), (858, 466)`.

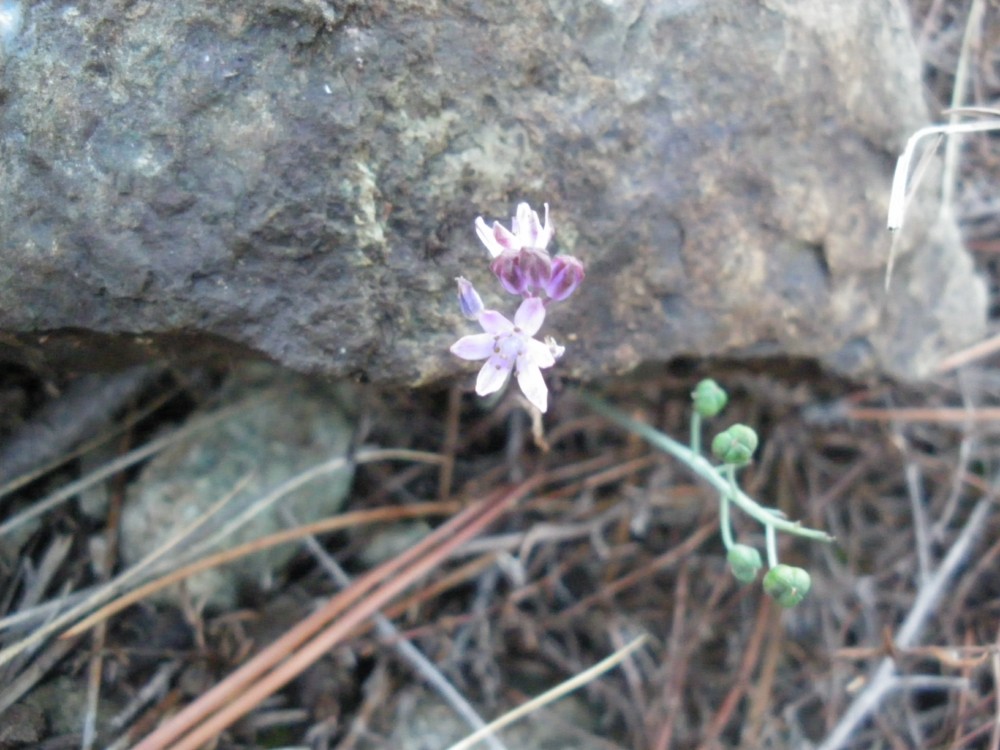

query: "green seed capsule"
(711, 424), (759, 466)
(727, 544), (763, 583)
(692, 379), (728, 418)
(763, 564), (811, 608)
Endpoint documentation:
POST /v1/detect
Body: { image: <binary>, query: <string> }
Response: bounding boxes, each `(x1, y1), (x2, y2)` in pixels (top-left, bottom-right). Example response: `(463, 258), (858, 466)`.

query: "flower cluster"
(450, 203), (584, 413)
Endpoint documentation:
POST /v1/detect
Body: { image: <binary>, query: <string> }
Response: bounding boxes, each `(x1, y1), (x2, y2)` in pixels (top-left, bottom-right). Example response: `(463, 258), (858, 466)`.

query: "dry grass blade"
(1, 449), (445, 673)
(0, 391), (278, 538)
(131, 479), (540, 750)
(934, 332), (1000, 373)
(285, 506), (508, 750)
(444, 635), (648, 750)
(941, 0), (985, 213)
(62, 499), (459, 639)
(0, 377), (178, 498)
(888, 119), (1000, 233)
(817, 498), (993, 750)
(845, 405), (1000, 423)
(698, 601), (774, 747)
(0, 473), (255, 671)
(0, 634), (80, 718)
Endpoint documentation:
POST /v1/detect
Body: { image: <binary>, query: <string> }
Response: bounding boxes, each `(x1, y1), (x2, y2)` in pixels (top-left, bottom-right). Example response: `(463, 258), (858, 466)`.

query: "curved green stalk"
(719, 491), (734, 549)
(579, 391), (834, 544)
(765, 523), (779, 568)
(690, 411), (703, 456)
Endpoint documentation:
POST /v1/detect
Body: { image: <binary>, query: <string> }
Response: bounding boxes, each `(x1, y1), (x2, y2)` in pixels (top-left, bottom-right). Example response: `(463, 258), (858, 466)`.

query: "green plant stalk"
(721, 464), (740, 549)
(580, 392), (834, 543)
(765, 522), (779, 568)
(690, 411), (703, 456)
(719, 491), (734, 549)
(723, 464), (739, 500)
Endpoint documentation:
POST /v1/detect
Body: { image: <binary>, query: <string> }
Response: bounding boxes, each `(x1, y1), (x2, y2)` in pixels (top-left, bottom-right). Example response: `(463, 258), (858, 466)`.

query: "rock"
(389, 690), (611, 750)
(0, 0), (984, 383)
(0, 366), (159, 485)
(0, 703), (45, 748)
(22, 675), (103, 738)
(358, 521), (431, 568)
(118, 363), (354, 608)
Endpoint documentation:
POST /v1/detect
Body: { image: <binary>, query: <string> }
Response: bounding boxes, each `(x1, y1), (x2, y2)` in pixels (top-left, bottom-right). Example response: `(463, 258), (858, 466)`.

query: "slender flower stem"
(765, 523), (779, 568)
(720, 464), (741, 549)
(580, 392), (834, 543)
(724, 464), (739, 502)
(719, 491), (734, 550)
(690, 412), (703, 456)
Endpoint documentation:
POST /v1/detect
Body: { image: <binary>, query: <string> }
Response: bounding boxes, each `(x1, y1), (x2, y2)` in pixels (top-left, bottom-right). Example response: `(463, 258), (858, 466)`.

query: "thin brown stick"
(652, 561), (690, 750)
(846, 406), (1000, 424)
(934, 332), (1000, 373)
(745, 602), (782, 745)
(0, 391), (278, 537)
(989, 624), (1000, 750)
(132, 480), (538, 750)
(63, 500), (460, 638)
(439, 384), (462, 500)
(82, 432), (129, 750)
(698, 598), (773, 748)
(160, 481), (534, 750)
(555, 520), (716, 621)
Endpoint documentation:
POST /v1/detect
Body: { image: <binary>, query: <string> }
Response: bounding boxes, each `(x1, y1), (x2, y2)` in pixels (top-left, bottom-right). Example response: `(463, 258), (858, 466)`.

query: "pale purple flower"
(475, 202), (554, 297)
(450, 296), (556, 413)
(474, 202), (584, 301)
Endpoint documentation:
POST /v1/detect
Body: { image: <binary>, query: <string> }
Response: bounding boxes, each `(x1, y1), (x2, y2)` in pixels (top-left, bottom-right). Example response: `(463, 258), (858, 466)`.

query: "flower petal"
(492, 222), (520, 253)
(516, 363), (549, 412)
(477, 309), (513, 334)
(475, 217), (506, 258)
(538, 203), (552, 248)
(520, 249), (553, 292)
(513, 296), (546, 336)
(544, 254), (584, 301)
(490, 253), (531, 295)
(450, 333), (495, 360)
(476, 358), (511, 396)
(517, 203), (548, 250)
(523, 337), (555, 369)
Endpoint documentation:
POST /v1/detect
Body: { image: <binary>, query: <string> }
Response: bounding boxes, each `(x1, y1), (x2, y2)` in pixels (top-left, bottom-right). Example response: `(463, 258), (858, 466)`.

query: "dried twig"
(131, 481), (538, 750)
(444, 635), (648, 750)
(817, 498), (993, 750)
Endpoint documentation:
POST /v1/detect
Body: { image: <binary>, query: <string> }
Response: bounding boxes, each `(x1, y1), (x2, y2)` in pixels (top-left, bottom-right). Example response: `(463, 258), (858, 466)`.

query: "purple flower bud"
(490, 253), (529, 295)
(455, 276), (484, 320)
(490, 248), (553, 297)
(544, 254), (585, 301)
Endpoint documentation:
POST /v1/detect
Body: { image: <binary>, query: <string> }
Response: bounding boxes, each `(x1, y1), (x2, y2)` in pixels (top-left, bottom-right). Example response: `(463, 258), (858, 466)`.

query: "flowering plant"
(450, 203), (584, 413)
(582, 380), (834, 608)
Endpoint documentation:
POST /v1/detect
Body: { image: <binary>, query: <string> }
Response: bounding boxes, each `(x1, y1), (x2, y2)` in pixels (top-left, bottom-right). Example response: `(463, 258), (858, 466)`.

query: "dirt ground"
(3, 2), (1000, 749)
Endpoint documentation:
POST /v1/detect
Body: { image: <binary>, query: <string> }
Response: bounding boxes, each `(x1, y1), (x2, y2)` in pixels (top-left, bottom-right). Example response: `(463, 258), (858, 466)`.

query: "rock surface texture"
(0, 0), (986, 382)
(118, 365), (354, 608)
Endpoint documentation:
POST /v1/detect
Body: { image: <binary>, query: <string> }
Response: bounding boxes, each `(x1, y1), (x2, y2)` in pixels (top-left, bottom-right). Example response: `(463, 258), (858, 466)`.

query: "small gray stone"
(0, 703), (45, 747)
(119, 363), (354, 608)
(390, 691), (611, 750)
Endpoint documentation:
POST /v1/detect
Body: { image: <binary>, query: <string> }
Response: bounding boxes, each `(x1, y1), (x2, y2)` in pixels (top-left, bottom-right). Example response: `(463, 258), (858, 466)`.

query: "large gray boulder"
(0, 0), (985, 383)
